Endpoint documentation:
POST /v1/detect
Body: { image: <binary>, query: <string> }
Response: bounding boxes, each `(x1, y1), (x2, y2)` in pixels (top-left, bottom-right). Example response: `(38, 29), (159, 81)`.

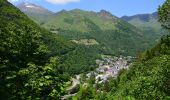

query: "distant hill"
(17, 3), (150, 56)
(121, 12), (168, 41)
(122, 12), (157, 21)
(121, 12), (160, 31)
(40, 9), (119, 32)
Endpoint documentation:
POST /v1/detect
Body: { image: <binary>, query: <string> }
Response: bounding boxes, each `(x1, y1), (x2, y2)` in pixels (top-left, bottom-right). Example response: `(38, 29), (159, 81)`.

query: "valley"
(1, 0), (169, 100)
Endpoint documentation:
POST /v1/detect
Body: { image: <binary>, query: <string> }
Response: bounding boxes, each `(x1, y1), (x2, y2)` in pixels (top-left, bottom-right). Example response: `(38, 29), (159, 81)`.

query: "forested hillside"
(73, 0), (170, 99)
(1, 0), (169, 100)
(0, 0), (98, 99)
(18, 4), (151, 56)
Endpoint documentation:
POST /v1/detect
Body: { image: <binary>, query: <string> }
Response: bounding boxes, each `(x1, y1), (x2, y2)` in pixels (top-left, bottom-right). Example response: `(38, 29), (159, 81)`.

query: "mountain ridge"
(17, 2), (53, 23)
(16, 2), (151, 56)
(121, 12), (157, 22)
(121, 12), (164, 34)
(121, 11), (169, 43)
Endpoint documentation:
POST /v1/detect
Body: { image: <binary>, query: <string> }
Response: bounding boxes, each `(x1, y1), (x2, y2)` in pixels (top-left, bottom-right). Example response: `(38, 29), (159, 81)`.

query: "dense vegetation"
(0, 0), (98, 99)
(74, 0), (170, 99)
(58, 18), (149, 56)
(1, 0), (170, 99)
(18, 6), (151, 56)
(75, 53), (170, 99)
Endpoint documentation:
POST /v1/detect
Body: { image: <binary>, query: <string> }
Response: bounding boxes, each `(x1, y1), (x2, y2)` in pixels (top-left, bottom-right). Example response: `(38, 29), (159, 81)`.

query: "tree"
(158, 0), (170, 30)
(0, 1), (68, 99)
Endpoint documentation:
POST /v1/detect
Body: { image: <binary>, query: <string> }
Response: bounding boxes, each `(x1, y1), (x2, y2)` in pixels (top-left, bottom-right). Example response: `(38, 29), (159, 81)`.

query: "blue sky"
(9, 0), (165, 17)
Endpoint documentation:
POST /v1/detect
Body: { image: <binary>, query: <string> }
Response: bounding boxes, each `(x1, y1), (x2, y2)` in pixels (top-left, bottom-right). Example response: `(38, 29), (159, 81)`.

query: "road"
(61, 75), (80, 100)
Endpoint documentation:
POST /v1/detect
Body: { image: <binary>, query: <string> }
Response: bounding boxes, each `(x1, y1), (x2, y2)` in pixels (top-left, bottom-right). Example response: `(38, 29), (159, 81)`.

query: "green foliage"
(158, 0), (170, 30)
(0, 1), (98, 99)
(140, 35), (170, 61)
(75, 85), (96, 100)
(62, 45), (99, 75)
(114, 55), (170, 99)
(0, 1), (65, 99)
(74, 36), (170, 100)
(64, 18), (74, 24)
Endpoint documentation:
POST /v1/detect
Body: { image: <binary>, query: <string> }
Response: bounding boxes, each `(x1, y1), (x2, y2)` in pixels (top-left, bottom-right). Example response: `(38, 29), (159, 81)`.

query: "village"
(86, 55), (133, 83)
(61, 55), (134, 99)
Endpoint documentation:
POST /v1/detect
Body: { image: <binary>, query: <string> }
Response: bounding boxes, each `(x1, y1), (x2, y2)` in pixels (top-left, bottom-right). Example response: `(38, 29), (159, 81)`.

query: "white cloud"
(45, 0), (80, 4)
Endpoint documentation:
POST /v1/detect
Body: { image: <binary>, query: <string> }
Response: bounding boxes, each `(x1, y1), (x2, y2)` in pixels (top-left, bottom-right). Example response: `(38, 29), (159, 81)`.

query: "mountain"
(121, 12), (168, 41)
(44, 9), (119, 32)
(16, 3), (151, 56)
(43, 9), (151, 56)
(97, 9), (116, 19)
(121, 12), (161, 32)
(17, 2), (53, 23)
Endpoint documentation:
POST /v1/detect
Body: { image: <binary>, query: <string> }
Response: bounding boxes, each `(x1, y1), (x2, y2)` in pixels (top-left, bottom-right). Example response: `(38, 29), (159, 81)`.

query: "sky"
(8, 0), (165, 17)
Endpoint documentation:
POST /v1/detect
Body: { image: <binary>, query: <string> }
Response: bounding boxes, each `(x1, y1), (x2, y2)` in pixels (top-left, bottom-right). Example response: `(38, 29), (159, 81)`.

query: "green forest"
(0, 0), (98, 99)
(73, 0), (170, 99)
(0, 0), (170, 100)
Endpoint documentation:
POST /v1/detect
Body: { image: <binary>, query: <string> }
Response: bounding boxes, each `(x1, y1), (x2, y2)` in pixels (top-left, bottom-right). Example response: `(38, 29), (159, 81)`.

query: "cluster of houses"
(62, 55), (133, 99)
(86, 55), (133, 83)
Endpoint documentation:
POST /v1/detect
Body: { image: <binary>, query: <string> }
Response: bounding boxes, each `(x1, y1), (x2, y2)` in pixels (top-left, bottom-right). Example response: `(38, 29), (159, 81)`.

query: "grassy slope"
(25, 9), (151, 56)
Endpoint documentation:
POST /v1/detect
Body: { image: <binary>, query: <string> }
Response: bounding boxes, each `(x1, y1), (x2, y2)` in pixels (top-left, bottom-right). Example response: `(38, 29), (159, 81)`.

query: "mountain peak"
(17, 2), (53, 14)
(18, 2), (40, 9)
(97, 10), (118, 20)
(98, 10), (113, 17)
